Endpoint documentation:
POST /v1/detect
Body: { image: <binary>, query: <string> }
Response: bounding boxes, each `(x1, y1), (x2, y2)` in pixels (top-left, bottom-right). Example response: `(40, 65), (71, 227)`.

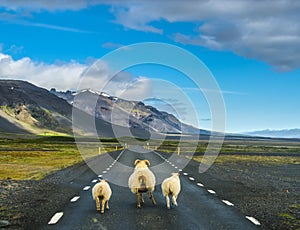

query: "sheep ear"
(145, 160), (150, 166)
(134, 159), (140, 166)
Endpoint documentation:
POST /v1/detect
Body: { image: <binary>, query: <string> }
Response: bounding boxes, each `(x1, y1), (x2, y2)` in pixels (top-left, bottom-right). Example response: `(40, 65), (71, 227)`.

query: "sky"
(0, 0), (299, 133)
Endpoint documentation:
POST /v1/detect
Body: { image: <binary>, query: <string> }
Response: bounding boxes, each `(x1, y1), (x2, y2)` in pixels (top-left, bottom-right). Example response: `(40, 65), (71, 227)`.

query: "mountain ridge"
(244, 129), (300, 138)
(0, 80), (206, 137)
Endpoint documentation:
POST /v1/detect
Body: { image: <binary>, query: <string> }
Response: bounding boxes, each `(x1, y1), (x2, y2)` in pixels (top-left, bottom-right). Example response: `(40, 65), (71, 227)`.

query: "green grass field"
(0, 136), (121, 180)
(1, 136), (299, 180)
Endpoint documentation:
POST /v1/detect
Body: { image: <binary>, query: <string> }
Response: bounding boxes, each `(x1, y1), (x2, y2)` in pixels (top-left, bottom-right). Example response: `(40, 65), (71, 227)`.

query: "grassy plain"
(0, 136), (120, 180)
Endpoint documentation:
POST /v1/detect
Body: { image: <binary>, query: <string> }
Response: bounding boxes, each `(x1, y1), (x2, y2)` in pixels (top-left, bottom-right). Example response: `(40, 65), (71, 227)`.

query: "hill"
(0, 80), (205, 137)
(0, 80), (72, 135)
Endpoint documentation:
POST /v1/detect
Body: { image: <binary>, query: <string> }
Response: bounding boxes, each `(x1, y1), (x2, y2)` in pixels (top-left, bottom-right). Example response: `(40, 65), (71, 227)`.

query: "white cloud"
(103, 0), (300, 71)
(2, 0), (300, 70)
(0, 0), (89, 11)
(0, 52), (151, 99)
(0, 53), (85, 90)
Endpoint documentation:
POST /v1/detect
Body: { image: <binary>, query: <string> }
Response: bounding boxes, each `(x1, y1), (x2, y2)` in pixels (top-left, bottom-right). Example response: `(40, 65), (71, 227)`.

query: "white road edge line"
(83, 186), (91, 191)
(207, 189), (216, 194)
(70, 196), (80, 202)
(246, 216), (261, 225)
(48, 212), (63, 225)
(222, 200), (234, 206)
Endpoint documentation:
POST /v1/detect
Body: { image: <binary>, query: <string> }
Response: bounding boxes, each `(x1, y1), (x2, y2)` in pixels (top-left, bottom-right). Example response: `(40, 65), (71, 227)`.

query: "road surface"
(43, 148), (259, 230)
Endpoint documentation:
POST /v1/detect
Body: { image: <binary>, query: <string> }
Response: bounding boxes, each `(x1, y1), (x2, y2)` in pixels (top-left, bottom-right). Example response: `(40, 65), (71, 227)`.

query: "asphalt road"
(43, 148), (259, 230)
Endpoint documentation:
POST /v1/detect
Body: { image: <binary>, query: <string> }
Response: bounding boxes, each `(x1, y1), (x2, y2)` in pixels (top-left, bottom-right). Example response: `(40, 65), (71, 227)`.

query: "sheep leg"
(149, 191), (157, 205)
(101, 199), (105, 213)
(106, 200), (109, 210)
(172, 196), (178, 206)
(96, 197), (101, 211)
(166, 195), (170, 209)
(141, 193), (144, 203)
(136, 193), (142, 208)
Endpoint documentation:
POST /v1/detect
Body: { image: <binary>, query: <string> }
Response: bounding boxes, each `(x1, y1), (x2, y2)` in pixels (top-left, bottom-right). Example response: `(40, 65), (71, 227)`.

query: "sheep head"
(134, 159), (151, 169)
(171, 172), (180, 177)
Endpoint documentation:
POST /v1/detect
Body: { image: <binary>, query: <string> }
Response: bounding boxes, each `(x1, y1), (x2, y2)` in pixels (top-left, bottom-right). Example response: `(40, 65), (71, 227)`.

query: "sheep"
(92, 179), (112, 213)
(161, 172), (181, 209)
(128, 159), (157, 208)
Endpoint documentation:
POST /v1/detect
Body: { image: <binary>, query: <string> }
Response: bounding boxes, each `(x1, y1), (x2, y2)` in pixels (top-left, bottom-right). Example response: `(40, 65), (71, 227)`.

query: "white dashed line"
(246, 216), (261, 225)
(83, 186), (91, 191)
(207, 189), (216, 194)
(48, 212), (63, 225)
(175, 166), (178, 169)
(183, 172), (188, 176)
(106, 168), (110, 170)
(98, 175), (102, 178)
(102, 171), (107, 174)
(179, 169), (182, 172)
(70, 196), (80, 202)
(172, 164), (175, 167)
(189, 177), (195, 181)
(197, 183), (204, 187)
(92, 179), (98, 183)
(222, 200), (234, 206)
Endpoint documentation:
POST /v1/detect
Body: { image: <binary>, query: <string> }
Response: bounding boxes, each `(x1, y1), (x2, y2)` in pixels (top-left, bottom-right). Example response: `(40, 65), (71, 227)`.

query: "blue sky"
(0, 1), (299, 133)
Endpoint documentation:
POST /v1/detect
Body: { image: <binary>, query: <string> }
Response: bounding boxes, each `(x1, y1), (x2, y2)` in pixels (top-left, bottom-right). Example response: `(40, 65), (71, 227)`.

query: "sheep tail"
(138, 175), (148, 193)
(169, 188), (173, 196)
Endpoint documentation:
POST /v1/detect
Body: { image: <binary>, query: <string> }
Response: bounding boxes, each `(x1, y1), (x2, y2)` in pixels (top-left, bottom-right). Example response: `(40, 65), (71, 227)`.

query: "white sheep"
(161, 172), (181, 209)
(128, 159), (157, 208)
(92, 179), (112, 213)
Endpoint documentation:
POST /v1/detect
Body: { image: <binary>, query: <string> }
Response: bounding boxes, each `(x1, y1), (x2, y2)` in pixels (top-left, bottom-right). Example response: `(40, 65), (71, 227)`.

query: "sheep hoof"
(101, 211), (104, 214)
(137, 204), (141, 208)
(167, 206), (170, 209)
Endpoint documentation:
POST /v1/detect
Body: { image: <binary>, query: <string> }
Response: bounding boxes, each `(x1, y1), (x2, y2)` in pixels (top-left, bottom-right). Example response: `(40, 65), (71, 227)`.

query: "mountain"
(53, 88), (207, 135)
(244, 129), (300, 138)
(0, 80), (150, 138)
(0, 80), (73, 135)
(0, 80), (207, 137)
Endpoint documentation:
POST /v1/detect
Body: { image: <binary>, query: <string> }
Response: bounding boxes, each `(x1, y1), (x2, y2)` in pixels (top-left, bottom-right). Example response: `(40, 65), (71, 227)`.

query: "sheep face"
(134, 159), (150, 169)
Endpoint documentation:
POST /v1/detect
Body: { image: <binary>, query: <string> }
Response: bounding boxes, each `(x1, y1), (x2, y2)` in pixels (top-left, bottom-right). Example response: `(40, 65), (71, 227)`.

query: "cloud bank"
(1, 0), (299, 70)
(0, 52), (150, 100)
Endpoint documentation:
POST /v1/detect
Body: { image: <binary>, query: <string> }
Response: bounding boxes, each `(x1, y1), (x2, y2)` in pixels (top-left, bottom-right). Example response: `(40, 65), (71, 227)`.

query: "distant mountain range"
(244, 129), (300, 139)
(2, 80), (297, 139)
(0, 80), (208, 137)
(51, 87), (210, 135)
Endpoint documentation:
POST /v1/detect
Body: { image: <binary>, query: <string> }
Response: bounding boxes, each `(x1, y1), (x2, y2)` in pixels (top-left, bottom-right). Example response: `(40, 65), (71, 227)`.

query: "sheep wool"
(92, 180), (112, 213)
(161, 173), (181, 209)
(128, 159), (157, 208)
